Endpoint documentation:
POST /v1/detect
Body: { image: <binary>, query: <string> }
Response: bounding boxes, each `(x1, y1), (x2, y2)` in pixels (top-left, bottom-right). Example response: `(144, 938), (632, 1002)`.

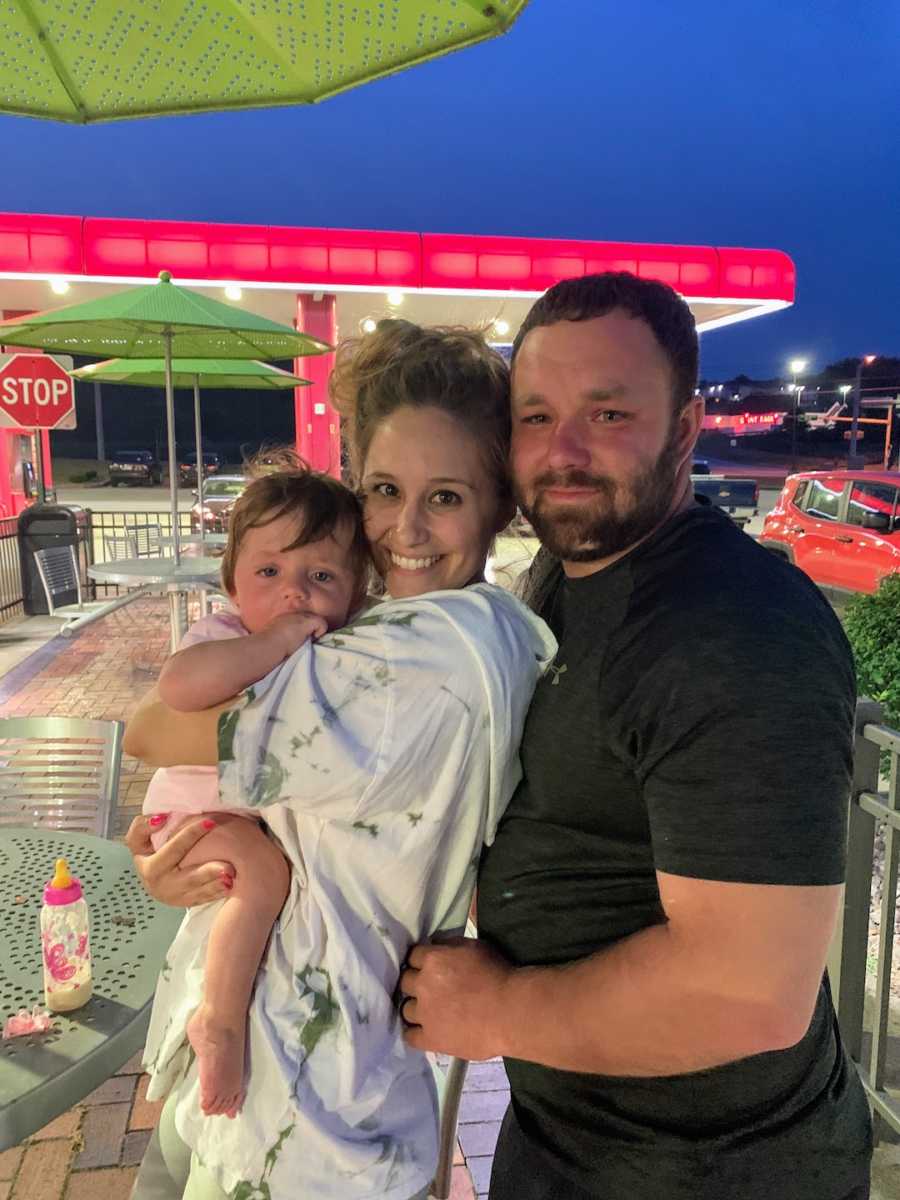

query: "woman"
(124, 320), (556, 1200)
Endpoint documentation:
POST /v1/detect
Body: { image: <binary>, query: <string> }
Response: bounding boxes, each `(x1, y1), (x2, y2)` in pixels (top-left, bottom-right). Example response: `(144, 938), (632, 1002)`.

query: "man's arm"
(402, 873), (841, 1074)
(403, 567), (854, 1074)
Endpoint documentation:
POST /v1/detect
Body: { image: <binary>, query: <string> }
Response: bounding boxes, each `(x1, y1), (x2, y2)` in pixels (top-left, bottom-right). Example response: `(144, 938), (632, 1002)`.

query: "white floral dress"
(143, 584), (556, 1200)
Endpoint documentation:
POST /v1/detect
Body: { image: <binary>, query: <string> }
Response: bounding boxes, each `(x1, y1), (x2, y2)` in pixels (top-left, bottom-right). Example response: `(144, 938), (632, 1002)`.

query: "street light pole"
(788, 358), (808, 474)
(791, 385), (804, 472)
(848, 355), (876, 466)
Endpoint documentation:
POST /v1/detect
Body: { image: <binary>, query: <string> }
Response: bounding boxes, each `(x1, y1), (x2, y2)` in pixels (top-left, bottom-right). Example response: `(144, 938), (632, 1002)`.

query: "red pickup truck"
(760, 470), (900, 596)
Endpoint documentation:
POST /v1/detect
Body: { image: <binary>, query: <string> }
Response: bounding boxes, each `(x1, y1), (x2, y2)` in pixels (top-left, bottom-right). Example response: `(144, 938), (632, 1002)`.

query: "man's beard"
(516, 431), (682, 563)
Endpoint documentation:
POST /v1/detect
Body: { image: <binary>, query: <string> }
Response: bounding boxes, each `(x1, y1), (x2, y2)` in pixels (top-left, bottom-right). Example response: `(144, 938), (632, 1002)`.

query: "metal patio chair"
(34, 545), (153, 638)
(428, 914), (478, 1198)
(34, 545), (114, 629)
(103, 531), (139, 561)
(0, 716), (124, 839)
(431, 1056), (469, 1198)
(131, 523), (163, 558)
(103, 524), (163, 562)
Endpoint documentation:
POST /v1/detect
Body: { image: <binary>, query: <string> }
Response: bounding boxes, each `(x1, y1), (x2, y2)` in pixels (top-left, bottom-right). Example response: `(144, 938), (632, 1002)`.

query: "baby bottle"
(40, 858), (93, 1013)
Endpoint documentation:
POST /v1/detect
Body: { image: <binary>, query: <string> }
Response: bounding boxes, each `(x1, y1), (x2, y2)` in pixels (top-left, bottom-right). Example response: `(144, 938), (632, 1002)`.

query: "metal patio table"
(88, 556), (222, 652)
(159, 533), (227, 551)
(0, 827), (183, 1151)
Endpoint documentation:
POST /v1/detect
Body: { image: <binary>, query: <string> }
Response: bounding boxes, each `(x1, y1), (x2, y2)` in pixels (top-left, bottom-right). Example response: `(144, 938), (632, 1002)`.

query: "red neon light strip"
(0, 212), (796, 303)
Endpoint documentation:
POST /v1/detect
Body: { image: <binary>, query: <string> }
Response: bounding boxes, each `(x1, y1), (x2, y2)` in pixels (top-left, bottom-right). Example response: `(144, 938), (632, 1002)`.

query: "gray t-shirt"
(479, 506), (872, 1200)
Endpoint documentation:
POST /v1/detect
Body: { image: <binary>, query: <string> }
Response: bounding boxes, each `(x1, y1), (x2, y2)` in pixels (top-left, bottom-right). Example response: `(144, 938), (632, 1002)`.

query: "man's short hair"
(511, 272), (699, 411)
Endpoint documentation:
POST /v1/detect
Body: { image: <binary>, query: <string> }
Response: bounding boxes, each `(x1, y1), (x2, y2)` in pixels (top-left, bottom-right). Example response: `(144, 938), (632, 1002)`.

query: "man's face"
(510, 311), (703, 574)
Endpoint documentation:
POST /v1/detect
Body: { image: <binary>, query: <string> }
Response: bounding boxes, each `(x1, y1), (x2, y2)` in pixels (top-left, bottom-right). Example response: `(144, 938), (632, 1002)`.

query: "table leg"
(168, 590), (186, 654)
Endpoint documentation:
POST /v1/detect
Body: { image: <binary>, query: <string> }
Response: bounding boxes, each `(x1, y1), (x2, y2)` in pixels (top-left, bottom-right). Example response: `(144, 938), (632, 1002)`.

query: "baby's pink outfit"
(143, 608), (250, 850)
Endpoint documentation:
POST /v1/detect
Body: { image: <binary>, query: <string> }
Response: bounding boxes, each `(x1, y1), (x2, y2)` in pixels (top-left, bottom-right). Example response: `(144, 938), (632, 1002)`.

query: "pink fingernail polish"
(149, 814), (167, 827)
(202, 819), (216, 830)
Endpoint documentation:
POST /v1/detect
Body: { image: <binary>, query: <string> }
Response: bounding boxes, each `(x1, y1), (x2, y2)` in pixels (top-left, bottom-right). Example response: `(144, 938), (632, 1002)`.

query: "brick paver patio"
(0, 599), (506, 1199)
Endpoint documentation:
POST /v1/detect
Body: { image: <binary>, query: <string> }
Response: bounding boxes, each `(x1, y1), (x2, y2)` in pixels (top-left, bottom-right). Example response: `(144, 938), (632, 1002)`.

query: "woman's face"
(360, 405), (506, 599)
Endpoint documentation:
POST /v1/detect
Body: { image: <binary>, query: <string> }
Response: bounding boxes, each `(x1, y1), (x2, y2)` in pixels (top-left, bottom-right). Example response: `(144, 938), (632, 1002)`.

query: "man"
(400, 273), (873, 1200)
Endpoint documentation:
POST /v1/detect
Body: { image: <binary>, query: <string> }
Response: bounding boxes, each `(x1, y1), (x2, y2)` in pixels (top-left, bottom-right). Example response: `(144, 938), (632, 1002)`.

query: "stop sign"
(0, 353), (76, 431)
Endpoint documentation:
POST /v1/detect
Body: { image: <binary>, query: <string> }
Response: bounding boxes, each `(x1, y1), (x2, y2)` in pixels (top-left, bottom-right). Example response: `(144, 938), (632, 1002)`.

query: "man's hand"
(398, 937), (514, 1061)
(126, 816), (234, 907)
(261, 612), (328, 661)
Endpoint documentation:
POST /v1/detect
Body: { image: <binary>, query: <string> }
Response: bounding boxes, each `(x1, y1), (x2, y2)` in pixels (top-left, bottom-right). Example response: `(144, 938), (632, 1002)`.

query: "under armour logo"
(547, 662), (567, 686)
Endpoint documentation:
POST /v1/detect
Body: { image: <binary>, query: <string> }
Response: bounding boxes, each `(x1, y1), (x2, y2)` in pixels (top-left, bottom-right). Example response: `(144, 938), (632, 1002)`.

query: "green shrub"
(68, 470), (98, 483)
(843, 574), (900, 729)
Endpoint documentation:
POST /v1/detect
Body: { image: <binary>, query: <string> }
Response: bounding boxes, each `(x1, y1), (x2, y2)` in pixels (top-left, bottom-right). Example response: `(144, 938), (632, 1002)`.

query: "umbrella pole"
(194, 376), (204, 550)
(164, 334), (187, 650)
(164, 333), (180, 566)
(34, 431), (47, 505)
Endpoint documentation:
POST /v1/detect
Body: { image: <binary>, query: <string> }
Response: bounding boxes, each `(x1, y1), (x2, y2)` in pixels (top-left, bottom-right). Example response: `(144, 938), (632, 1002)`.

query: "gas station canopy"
(0, 211), (795, 345)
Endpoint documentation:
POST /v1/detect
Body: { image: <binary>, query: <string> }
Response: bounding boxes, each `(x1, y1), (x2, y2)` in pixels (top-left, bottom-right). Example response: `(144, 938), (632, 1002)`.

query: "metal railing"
(832, 699), (900, 1141)
(84, 510), (194, 596)
(0, 509), (204, 625)
(0, 517), (23, 622)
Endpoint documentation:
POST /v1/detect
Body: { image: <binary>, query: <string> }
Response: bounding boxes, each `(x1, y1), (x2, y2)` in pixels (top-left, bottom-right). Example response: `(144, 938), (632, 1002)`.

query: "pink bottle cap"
(43, 858), (83, 906)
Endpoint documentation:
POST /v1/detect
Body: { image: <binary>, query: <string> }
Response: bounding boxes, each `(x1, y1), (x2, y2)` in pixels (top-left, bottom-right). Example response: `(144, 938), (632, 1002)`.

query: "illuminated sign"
(703, 411), (785, 435)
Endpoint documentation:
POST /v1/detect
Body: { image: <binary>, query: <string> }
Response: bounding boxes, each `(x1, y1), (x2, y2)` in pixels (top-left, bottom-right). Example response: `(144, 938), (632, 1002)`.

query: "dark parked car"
(190, 475), (248, 534)
(107, 450), (161, 487)
(179, 451), (222, 486)
(691, 475), (759, 529)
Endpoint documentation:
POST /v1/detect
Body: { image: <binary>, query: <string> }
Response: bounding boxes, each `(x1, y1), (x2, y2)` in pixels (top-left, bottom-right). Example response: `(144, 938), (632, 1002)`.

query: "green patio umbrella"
(70, 357), (311, 547)
(0, 1), (530, 124)
(0, 272), (330, 563)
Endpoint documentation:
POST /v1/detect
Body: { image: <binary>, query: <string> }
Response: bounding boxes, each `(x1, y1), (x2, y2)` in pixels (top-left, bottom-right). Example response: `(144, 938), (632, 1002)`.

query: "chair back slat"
(104, 533), (138, 561)
(0, 761), (106, 773)
(34, 546), (82, 615)
(0, 784), (106, 797)
(132, 524), (162, 557)
(0, 718), (124, 839)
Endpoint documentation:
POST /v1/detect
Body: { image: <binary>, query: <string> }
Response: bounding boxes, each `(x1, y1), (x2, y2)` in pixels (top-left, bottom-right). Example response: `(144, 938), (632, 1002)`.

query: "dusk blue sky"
(0, 0), (897, 380)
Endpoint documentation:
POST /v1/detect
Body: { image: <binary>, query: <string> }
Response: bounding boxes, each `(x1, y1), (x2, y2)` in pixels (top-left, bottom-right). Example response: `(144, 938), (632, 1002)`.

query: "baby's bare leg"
(179, 814), (290, 1118)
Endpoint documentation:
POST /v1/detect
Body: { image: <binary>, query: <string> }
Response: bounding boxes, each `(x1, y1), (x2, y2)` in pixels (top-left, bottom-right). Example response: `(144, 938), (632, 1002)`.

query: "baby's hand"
(262, 612), (328, 659)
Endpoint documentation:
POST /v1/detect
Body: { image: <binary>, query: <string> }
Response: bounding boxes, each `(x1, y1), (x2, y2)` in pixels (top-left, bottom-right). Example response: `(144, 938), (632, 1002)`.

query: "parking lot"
(55, 484), (208, 513)
(55, 482), (782, 535)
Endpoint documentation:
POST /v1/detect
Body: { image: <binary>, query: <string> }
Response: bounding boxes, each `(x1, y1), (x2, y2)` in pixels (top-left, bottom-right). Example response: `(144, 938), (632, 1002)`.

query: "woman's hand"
(126, 816), (235, 907)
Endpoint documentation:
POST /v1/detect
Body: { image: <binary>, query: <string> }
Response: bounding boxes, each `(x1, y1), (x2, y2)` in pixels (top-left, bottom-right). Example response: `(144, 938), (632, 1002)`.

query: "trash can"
(18, 504), (92, 615)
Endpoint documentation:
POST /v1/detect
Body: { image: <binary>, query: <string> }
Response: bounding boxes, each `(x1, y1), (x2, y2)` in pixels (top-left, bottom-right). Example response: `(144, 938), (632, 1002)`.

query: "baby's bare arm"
(158, 613), (327, 711)
(159, 635), (279, 711)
